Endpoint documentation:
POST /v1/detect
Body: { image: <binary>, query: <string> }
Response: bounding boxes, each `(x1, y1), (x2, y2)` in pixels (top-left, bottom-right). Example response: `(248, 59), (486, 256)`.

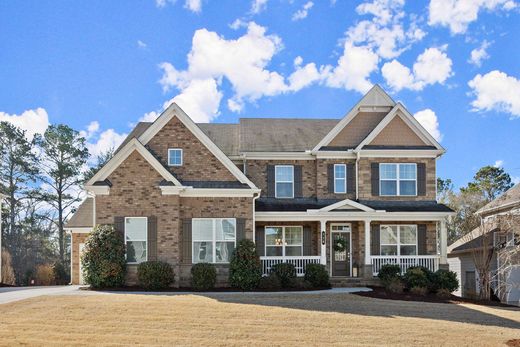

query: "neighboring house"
(448, 184), (520, 305)
(66, 85), (454, 287)
(0, 192), (7, 284)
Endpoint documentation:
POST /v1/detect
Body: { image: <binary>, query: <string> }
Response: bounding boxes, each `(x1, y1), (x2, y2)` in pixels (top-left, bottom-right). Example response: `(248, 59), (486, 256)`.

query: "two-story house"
(65, 85), (454, 286)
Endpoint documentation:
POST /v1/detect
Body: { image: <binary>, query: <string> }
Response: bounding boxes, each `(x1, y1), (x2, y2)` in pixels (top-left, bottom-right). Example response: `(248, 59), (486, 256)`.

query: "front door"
(331, 225), (351, 277)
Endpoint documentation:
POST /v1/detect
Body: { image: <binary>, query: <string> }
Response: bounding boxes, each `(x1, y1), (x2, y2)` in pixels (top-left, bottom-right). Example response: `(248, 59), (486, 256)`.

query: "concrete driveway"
(0, 285), (82, 304)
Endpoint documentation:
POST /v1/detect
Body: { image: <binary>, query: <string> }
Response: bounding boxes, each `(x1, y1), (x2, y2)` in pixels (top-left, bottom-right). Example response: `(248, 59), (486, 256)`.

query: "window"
(380, 163), (417, 196)
(192, 218), (236, 263)
(265, 226), (303, 256)
(380, 225), (417, 256)
(275, 165), (294, 198)
(334, 164), (347, 194)
(125, 217), (147, 264)
(168, 148), (183, 166)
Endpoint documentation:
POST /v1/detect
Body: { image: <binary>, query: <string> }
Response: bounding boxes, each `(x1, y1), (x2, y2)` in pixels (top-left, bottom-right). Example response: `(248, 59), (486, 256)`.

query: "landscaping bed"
(79, 284), (331, 293)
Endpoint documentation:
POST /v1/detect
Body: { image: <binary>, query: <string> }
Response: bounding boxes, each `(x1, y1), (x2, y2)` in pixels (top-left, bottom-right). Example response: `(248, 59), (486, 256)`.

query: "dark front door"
(332, 231), (351, 277)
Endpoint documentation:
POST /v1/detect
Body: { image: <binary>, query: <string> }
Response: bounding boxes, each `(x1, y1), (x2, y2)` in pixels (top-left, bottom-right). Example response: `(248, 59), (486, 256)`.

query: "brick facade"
(316, 159), (357, 200)
(71, 232), (90, 285)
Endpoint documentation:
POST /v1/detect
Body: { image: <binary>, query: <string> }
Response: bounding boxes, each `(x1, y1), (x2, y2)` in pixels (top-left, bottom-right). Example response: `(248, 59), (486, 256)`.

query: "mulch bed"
(80, 286), (331, 293)
(353, 286), (515, 307)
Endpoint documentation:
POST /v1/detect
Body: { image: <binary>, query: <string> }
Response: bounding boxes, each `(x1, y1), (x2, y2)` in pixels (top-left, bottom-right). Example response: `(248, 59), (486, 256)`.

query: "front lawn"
(0, 293), (519, 346)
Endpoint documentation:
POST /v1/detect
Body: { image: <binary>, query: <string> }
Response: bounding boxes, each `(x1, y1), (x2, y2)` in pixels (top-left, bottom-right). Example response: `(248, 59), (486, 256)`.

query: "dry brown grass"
(0, 292), (519, 346)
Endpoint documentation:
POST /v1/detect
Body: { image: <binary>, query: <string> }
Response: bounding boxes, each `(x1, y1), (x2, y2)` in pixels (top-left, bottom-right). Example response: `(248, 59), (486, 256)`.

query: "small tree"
(1, 247), (16, 285)
(82, 224), (126, 288)
(229, 239), (262, 291)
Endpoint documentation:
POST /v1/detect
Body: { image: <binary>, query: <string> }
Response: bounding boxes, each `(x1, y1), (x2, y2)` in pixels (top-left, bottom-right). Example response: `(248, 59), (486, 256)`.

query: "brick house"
(66, 85), (454, 286)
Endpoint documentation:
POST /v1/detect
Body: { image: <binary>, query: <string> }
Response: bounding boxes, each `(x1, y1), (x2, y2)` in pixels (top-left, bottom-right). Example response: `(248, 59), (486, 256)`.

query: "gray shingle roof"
(478, 184), (520, 215)
(65, 198), (94, 228)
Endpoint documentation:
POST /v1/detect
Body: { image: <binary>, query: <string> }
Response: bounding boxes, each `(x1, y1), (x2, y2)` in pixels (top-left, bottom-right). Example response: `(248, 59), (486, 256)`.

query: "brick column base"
(362, 265), (373, 279)
(438, 263), (449, 271)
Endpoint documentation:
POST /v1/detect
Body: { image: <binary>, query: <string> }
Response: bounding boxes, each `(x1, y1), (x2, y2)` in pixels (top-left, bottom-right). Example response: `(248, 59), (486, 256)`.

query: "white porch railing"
(260, 256), (321, 277)
(371, 255), (440, 276)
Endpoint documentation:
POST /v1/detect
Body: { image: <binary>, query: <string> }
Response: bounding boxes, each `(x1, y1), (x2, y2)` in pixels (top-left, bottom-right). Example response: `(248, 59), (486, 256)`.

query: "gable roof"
(64, 198), (94, 229)
(313, 199), (375, 212)
(477, 184), (520, 216)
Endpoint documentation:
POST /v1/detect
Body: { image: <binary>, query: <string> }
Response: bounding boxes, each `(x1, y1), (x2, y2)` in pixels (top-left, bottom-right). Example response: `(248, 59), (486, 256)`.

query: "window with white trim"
(334, 164), (347, 194)
(168, 148), (183, 166)
(275, 165), (294, 198)
(380, 163), (417, 196)
(125, 217), (147, 264)
(192, 218), (236, 263)
(380, 225), (417, 256)
(265, 226), (303, 256)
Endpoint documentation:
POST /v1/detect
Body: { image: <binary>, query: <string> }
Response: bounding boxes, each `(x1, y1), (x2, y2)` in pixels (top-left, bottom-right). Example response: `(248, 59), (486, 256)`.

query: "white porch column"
(364, 220), (371, 265)
(320, 220), (327, 265)
(440, 220), (448, 264)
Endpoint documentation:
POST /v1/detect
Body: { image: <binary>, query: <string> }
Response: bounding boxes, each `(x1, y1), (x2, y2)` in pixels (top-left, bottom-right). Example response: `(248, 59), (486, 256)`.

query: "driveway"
(0, 285), (81, 304)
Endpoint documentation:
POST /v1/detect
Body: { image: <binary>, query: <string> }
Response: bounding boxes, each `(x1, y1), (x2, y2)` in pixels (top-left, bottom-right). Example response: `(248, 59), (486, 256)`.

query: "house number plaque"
(321, 230), (326, 245)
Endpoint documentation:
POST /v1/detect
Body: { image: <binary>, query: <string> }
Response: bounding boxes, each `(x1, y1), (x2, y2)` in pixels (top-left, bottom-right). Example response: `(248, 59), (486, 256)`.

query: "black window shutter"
(267, 165), (275, 198)
(114, 217), (125, 242)
(182, 219), (192, 264)
(347, 163), (355, 194)
(418, 224), (427, 255)
(236, 218), (246, 241)
(303, 225), (312, 256)
(371, 224), (380, 256)
(417, 163), (426, 196)
(294, 165), (303, 198)
(255, 226), (265, 256)
(327, 164), (334, 193)
(147, 216), (157, 261)
(371, 163), (380, 196)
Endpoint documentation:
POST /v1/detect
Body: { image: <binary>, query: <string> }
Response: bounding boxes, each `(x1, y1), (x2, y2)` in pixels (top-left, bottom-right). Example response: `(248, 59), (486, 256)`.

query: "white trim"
(379, 224), (418, 256)
(311, 199), (375, 213)
(330, 224), (352, 277)
(359, 149), (443, 158)
(65, 227), (92, 234)
(379, 163), (417, 197)
(168, 148), (183, 166)
(264, 225), (303, 257)
(234, 152), (315, 161)
(274, 165), (294, 199)
(192, 218), (236, 264)
(124, 217), (148, 264)
(256, 211), (454, 222)
(85, 185), (110, 195)
(85, 138), (182, 188)
(138, 103), (257, 189)
(333, 164), (347, 194)
(315, 151), (357, 159)
(160, 186), (261, 197)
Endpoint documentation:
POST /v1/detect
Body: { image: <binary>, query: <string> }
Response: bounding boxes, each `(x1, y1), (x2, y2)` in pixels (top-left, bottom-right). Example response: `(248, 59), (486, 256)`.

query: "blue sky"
(1, 0), (519, 189)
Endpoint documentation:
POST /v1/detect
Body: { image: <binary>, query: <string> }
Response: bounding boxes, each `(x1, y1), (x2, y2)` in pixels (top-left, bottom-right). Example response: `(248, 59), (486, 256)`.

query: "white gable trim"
(312, 85), (396, 152)
(309, 199), (375, 213)
(356, 103), (445, 152)
(85, 138), (182, 187)
(138, 103), (257, 189)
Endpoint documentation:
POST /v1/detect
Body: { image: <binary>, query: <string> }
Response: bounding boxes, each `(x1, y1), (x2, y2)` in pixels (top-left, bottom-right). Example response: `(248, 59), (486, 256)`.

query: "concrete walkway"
(0, 285), (82, 304)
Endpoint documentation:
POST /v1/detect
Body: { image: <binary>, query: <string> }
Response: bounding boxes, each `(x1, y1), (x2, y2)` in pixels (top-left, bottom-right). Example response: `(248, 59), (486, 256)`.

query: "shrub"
(385, 277), (404, 294)
(229, 239), (262, 291)
(35, 264), (54, 285)
(410, 286), (428, 296)
(257, 274), (281, 291)
(403, 267), (430, 289)
(137, 261), (175, 290)
(53, 261), (69, 285)
(436, 288), (452, 299)
(82, 224), (126, 288)
(432, 269), (459, 293)
(271, 263), (296, 288)
(191, 263), (216, 291)
(304, 263), (330, 288)
(288, 277), (314, 290)
(377, 264), (401, 285)
(1, 247), (16, 285)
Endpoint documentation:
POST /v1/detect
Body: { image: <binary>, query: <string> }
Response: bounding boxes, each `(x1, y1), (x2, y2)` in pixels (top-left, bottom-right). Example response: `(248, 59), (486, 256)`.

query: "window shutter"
(147, 216), (157, 261)
(236, 218), (246, 241)
(347, 163), (355, 194)
(294, 165), (303, 198)
(371, 163), (380, 196)
(255, 226), (265, 256)
(328, 164), (334, 193)
(371, 224), (380, 256)
(267, 165), (275, 198)
(418, 224), (427, 255)
(417, 163), (426, 196)
(182, 219), (192, 264)
(303, 225), (312, 256)
(114, 217), (125, 242)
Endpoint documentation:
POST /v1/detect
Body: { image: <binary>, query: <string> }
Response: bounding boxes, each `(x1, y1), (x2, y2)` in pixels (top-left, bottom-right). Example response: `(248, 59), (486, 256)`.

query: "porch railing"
(260, 256), (321, 277)
(371, 255), (440, 276)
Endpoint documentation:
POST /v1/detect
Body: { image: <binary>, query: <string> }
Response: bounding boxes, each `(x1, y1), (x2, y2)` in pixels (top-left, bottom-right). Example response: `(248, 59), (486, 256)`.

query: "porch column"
(440, 220), (448, 266)
(320, 220), (327, 265)
(363, 220), (372, 278)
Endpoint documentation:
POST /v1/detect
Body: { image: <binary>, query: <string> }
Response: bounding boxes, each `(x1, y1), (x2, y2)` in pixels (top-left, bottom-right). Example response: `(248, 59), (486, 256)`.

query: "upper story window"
(168, 148), (183, 166)
(192, 218), (236, 264)
(380, 163), (417, 196)
(125, 217), (147, 264)
(275, 165), (294, 198)
(265, 226), (303, 257)
(380, 225), (417, 256)
(334, 164), (347, 194)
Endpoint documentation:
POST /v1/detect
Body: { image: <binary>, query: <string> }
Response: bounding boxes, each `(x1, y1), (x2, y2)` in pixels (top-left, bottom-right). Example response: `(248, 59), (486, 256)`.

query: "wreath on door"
(334, 237), (347, 252)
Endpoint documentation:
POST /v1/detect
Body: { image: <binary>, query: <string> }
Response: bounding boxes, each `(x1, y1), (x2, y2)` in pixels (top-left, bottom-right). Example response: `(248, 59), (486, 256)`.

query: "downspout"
(252, 190), (261, 242)
(355, 150), (360, 200)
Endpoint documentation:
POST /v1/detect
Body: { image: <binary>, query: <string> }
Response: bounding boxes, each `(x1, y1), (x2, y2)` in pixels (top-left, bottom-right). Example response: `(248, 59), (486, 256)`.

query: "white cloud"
(382, 46), (453, 91)
(137, 40), (147, 49)
(292, 1), (314, 21)
(139, 111), (160, 122)
(82, 122), (127, 160)
(414, 108), (443, 142)
(428, 0), (516, 34)
(155, 0), (175, 8)
(184, 0), (201, 12)
(0, 108), (50, 139)
(468, 70), (520, 117)
(288, 60), (321, 91)
(251, 0), (268, 14)
(468, 40), (491, 67)
(494, 159), (504, 168)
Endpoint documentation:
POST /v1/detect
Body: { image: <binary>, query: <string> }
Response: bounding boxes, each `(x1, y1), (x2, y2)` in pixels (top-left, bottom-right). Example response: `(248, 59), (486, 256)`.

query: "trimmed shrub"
(377, 264), (401, 285)
(386, 277), (404, 294)
(432, 269), (459, 293)
(271, 263), (296, 288)
(82, 224), (126, 288)
(229, 239), (262, 291)
(403, 267), (430, 289)
(288, 277), (314, 290)
(191, 263), (217, 291)
(53, 261), (69, 285)
(304, 263), (330, 288)
(35, 264), (54, 285)
(138, 261), (175, 290)
(258, 274), (282, 291)
(436, 288), (452, 299)
(410, 286), (428, 296)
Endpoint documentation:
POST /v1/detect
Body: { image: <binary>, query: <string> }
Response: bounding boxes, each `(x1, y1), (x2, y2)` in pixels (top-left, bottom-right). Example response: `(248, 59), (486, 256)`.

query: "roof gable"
(65, 198), (93, 229)
(313, 199), (375, 212)
(368, 115), (427, 147)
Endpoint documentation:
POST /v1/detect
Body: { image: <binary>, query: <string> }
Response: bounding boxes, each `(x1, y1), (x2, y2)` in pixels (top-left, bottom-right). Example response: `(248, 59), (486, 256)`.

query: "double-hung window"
(265, 226), (303, 256)
(192, 218), (236, 263)
(380, 225), (418, 256)
(275, 165), (294, 198)
(125, 217), (148, 264)
(334, 164), (347, 193)
(168, 148), (183, 166)
(380, 163), (417, 196)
